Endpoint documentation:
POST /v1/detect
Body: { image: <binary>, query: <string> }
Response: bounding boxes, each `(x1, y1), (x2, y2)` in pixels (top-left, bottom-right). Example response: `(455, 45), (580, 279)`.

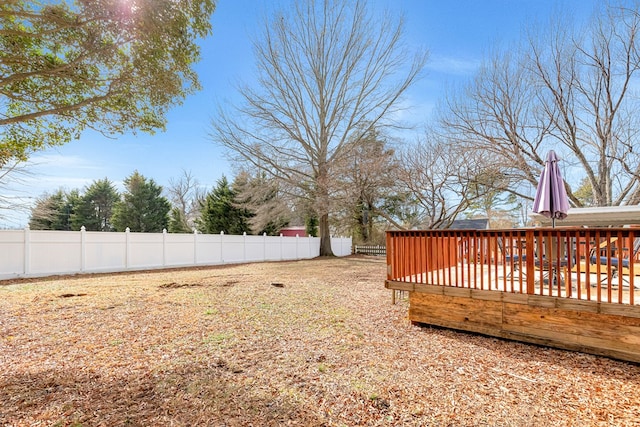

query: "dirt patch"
(159, 282), (202, 289)
(58, 293), (87, 298)
(1, 256), (639, 426)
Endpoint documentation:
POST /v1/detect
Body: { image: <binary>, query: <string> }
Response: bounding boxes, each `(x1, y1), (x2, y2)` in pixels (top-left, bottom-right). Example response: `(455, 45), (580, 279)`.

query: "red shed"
(279, 226), (307, 237)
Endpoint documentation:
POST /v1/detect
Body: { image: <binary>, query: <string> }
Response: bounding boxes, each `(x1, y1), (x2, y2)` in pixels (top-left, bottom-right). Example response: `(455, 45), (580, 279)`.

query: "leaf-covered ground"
(1, 256), (639, 426)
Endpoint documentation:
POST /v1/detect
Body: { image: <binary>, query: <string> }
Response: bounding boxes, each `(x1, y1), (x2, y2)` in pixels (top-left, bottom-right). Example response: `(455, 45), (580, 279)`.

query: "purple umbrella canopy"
(532, 150), (570, 227)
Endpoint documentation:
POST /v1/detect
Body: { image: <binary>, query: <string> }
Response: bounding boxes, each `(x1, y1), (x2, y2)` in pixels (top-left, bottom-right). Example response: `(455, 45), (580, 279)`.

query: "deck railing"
(386, 228), (639, 305)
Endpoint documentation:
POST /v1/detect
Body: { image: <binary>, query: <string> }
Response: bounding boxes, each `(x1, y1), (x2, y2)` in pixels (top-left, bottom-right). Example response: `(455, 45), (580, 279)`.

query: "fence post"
(23, 226), (30, 276)
(263, 232), (267, 262)
(193, 228), (198, 265)
(220, 231), (225, 263)
(296, 234), (300, 259)
(80, 226), (86, 272)
(125, 227), (130, 269)
(280, 233), (283, 261)
(162, 228), (167, 267)
(243, 232), (247, 262)
(309, 235), (312, 259)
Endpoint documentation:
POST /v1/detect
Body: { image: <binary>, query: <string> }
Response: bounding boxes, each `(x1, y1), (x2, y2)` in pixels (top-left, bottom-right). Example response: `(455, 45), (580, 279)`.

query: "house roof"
(448, 219), (489, 230)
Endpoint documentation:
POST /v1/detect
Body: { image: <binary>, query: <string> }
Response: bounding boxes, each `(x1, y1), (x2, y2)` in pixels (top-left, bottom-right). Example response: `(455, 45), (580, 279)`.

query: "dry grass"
(1, 255), (639, 426)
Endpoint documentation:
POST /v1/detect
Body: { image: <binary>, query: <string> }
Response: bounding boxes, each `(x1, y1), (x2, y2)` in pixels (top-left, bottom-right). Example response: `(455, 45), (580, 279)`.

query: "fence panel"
(245, 234), (265, 262)
(0, 228), (351, 280)
(331, 237), (351, 256)
(195, 233), (222, 265)
(128, 232), (164, 269)
(281, 235), (300, 260)
(0, 230), (25, 276)
(264, 236), (284, 261)
(164, 232), (196, 266)
(221, 234), (245, 264)
(29, 230), (82, 275)
(354, 245), (386, 256)
(84, 230), (126, 272)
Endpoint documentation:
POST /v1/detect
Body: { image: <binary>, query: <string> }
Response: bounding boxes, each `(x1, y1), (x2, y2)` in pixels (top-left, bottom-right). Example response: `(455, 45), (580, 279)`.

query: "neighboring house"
(448, 218), (489, 230)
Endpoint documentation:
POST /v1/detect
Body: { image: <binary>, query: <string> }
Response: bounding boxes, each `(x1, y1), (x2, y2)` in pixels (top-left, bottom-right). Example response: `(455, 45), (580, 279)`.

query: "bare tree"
(440, 48), (550, 204)
(529, 3), (640, 206)
(395, 134), (492, 229)
(211, 0), (427, 255)
(331, 127), (400, 242)
(166, 170), (205, 232)
(234, 170), (293, 235)
(440, 2), (640, 207)
(0, 159), (34, 227)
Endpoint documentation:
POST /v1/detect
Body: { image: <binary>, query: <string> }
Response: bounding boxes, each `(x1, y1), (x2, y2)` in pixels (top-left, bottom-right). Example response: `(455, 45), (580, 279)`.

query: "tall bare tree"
(166, 170), (204, 232)
(211, 0), (427, 255)
(331, 127), (399, 242)
(440, 48), (549, 204)
(396, 134), (494, 229)
(234, 170), (293, 235)
(440, 2), (640, 207)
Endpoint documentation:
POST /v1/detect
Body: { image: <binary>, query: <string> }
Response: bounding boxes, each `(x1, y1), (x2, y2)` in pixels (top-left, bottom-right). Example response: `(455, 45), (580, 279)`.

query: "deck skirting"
(386, 280), (640, 363)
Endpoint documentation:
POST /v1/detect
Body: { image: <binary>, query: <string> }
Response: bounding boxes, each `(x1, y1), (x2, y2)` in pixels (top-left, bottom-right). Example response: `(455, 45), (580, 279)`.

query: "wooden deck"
(386, 228), (640, 363)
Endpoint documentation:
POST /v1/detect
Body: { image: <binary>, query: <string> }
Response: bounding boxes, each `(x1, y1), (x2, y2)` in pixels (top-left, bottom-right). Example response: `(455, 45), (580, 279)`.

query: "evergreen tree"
(28, 189), (74, 230)
(197, 176), (251, 234)
(168, 207), (192, 233)
(72, 178), (120, 231)
(305, 215), (319, 237)
(111, 171), (170, 232)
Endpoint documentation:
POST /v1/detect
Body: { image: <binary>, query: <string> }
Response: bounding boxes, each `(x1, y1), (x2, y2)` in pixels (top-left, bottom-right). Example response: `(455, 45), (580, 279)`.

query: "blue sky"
(1, 0), (599, 228)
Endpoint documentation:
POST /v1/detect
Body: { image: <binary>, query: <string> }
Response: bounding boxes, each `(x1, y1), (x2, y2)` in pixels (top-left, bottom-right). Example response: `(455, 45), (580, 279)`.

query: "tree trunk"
(318, 212), (334, 256)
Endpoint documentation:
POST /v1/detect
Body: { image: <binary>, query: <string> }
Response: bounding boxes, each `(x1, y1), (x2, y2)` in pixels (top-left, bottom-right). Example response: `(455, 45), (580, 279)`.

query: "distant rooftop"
(447, 219), (489, 230)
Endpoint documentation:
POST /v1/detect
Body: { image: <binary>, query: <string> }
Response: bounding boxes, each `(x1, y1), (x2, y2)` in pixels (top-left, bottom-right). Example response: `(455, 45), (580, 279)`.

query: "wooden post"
(525, 229), (535, 294)
(387, 231), (394, 304)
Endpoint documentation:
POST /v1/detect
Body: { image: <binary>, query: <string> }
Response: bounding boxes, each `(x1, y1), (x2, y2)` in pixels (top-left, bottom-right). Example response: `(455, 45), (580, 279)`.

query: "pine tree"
(28, 190), (73, 230)
(111, 171), (170, 232)
(72, 178), (120, 231)
(168, 207), (192, 233)
(197, 176), (251, 234)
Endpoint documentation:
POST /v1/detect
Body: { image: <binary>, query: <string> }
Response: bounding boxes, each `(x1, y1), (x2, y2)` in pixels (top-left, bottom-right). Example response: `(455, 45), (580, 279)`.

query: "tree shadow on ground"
(0, 360), (325, 426)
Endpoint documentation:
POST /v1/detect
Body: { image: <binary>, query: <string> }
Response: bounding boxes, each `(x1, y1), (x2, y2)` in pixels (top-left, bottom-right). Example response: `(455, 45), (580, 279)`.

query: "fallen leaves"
(1, 256), (639, 426)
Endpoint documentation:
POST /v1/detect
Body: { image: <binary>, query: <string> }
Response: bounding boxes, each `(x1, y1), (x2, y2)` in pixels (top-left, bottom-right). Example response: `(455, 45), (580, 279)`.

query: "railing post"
(525, 229), (535, 294)
(387, 231), (395, 304)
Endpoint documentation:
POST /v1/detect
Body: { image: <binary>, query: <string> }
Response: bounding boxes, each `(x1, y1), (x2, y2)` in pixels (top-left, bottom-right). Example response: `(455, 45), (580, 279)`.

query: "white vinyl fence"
(0, 227), (352, 280)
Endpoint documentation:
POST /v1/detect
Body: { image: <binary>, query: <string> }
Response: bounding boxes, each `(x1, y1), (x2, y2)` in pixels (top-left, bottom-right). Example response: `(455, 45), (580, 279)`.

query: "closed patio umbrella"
(532, 150), (570, 227)
(532, 150), (570, 288)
